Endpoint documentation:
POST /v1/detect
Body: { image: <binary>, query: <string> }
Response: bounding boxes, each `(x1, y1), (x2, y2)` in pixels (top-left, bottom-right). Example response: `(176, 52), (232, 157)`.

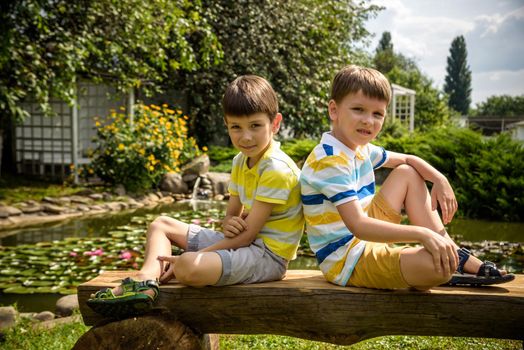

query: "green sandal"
(87, 277), (159, 318)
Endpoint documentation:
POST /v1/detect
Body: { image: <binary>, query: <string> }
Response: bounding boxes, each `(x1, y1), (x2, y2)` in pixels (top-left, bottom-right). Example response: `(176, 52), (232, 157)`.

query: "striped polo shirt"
(300, 132), (388, 285)
(229, 140), (304, 261)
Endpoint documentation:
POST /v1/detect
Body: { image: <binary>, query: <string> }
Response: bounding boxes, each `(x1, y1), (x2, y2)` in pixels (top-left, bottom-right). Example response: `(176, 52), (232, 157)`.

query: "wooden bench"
(74, 270), (524, 349)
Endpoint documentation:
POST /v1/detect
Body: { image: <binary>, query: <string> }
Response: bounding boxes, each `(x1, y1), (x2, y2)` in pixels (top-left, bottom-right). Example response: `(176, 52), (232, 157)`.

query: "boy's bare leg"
(378, 164), (505, 288)
(167, 251), (223, 287)
(111, 216), (190, 296)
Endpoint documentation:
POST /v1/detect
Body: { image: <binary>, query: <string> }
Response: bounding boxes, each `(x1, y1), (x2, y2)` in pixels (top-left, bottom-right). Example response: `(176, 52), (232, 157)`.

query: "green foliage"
(472, 94), (524, 117)
(281, 139), (318, 164)
(85, 104), (201, 193)
(0, 0), (221, 124)
(377, 127), (524, 221)
(444, 36), (472, 115)
(182, 0), (380, 145)
(208, 145), (238, 173)
(374, 31), (395, 73)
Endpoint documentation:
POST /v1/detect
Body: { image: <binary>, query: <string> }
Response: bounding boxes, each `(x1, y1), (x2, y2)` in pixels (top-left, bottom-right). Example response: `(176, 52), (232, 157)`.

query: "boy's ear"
(272, 113), (282, 133)
(328, 100), (338, 122)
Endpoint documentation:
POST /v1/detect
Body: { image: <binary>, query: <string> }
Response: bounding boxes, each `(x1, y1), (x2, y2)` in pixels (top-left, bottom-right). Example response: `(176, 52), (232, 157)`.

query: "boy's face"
(328, 90), (387, 151)
(225, 112), (282, 166)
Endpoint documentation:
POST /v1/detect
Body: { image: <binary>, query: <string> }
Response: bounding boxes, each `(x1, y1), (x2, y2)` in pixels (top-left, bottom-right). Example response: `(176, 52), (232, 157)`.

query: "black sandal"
(444, 248), (515, 286)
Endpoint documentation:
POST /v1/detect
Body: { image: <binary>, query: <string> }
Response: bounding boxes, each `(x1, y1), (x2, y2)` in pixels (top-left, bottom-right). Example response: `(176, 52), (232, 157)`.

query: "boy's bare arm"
(222, 195), (248, 237)
(337, 200), (457, 276)
(384, 151), (457, 224)
(199, 200), (275, 252)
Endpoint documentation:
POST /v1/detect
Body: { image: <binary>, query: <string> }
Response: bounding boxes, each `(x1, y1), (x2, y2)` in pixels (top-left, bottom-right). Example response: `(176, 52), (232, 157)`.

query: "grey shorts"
(186, 224), (288, 286)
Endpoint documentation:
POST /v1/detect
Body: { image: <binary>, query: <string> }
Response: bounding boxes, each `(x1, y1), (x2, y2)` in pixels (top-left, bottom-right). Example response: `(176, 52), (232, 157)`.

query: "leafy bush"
(377, 126), (524, 221)
(83, 104), (201, 193)
(281, 138), (318, 165)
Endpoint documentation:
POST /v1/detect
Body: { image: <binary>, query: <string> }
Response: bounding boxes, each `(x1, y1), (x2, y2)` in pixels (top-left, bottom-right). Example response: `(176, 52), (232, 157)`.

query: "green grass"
(1, 314), (90, 350)
(1, 318), (520, 350)
(0, 174), (101, 204)
(220, 334), (521, 350)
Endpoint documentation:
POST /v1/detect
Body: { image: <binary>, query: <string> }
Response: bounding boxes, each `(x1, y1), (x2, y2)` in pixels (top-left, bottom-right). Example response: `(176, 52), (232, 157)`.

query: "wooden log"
(78, 270), (524, 345)
(72, 312), (218, 350)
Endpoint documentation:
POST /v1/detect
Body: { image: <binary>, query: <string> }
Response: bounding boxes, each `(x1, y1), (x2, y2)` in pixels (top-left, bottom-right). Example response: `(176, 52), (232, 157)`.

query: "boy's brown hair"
(223, 75), (278, 121)
(330, 65), (391, 105)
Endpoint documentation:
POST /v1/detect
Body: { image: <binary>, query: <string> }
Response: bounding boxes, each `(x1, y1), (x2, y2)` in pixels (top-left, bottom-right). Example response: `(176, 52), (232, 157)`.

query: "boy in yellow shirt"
(88, 75), (304, 317)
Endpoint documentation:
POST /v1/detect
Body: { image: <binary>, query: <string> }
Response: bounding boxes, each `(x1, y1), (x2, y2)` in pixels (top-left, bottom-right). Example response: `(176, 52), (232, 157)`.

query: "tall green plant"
(181, 0), (380, 145)
(444, 36), (472, 115)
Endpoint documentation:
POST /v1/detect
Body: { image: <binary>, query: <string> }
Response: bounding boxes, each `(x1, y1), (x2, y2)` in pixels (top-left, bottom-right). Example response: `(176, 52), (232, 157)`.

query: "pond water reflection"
(0, 200), (522, 312)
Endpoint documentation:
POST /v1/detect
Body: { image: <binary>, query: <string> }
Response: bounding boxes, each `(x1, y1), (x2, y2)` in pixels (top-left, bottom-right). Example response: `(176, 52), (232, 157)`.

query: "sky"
(365, 0), (524, 106)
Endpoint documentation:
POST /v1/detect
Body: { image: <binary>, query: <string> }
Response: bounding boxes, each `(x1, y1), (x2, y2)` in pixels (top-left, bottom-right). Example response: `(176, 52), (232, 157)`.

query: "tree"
(372, 34), (453, 131)
(180, 0), (380, 145)
(444, 35), (472, 115)
(374, 31), (395, 73)
(472, 95), (524, 117)
(0, 0), (221, 124)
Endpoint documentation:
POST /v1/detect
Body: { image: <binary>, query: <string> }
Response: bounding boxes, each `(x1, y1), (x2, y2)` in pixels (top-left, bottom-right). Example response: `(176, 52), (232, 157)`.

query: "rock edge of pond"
(0, 188), (229, 232)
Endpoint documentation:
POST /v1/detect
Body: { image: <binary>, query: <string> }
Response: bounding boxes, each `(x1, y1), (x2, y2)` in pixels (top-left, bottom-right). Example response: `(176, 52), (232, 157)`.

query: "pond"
(0, 200), (522, 312)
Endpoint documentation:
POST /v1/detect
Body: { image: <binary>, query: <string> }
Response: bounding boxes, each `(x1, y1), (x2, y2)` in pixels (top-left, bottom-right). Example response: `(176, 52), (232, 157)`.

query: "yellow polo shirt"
(229, 141), (304, 260)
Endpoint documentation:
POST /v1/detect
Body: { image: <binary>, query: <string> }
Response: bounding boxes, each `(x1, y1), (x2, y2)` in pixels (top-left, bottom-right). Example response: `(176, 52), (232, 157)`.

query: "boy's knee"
(149, 216), (183, 233)
(393, 164), (423, 181)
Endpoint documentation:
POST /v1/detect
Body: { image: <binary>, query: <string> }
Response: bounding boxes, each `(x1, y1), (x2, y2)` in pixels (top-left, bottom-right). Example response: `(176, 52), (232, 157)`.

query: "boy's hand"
(431, 177), (458, 224)
(222, 215), (248, 238)
(157, 256), (177, 284)
(420, 229), (459, 276)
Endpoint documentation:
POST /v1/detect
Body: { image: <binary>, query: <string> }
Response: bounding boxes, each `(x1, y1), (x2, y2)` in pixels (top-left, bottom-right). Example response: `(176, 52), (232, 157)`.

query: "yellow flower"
(166, 109), (175, 115)
(118, 143), (125, 151)
(162, 104), (168, 108)
(149, 165), (155, 171)
(95, 121), (101, 127)
(139, 149), (145, 155)
(202, 146), (208, 152)
(119, 106), (126, 111)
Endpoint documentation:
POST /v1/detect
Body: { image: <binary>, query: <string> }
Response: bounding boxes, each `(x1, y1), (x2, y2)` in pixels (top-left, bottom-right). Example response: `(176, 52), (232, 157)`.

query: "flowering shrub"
(84, 104), (201, 193)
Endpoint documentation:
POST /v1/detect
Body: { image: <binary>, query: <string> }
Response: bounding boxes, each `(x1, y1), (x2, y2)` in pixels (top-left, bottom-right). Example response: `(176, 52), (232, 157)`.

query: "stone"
(158, 196), (174, 204)
(88, 193), (104, 200)
(0, 206), (23, 216)
(34, 311), (55, 322)
(42, 196), (66, 205)
(114, 185), (126, 196)
(42, 204), (67, 214)
(74, 189), (95, 196)
(20, 205), (42, 214)
(56, 294), (79, 317)
(70, 196), (92, 205)
(213, 194), (225, 201)
(104, 202), (123, 211)
(89, 204), (105, 211)
(181, 154), (210, 176)
(160, 173), (189, 194)
(0, 306), (17, 330)
(146, 193), (160, 202)
(182, 173), (198, 183)
(206, 172), (231, 196)
(76, 204), (91, 212)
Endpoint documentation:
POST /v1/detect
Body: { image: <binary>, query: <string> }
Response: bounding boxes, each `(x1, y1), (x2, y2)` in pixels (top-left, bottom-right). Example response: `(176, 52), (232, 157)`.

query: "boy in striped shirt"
(300, 65), (513, 290)
(88, 75), (304, 318)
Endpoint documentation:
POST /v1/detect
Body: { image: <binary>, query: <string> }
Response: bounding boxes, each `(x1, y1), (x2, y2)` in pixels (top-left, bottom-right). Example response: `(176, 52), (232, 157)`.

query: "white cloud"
(472, 69), (524, 106)
(366, 0), (524, 104)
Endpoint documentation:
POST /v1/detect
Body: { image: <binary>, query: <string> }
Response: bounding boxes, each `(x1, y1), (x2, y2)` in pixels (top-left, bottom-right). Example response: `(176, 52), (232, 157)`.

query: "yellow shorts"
(347, 192), (410, 289)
